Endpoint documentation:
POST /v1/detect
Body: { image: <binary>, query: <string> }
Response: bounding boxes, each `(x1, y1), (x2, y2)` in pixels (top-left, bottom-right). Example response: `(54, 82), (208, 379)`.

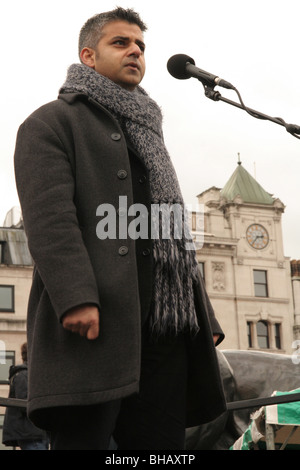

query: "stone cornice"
(0, 318), (26, 331)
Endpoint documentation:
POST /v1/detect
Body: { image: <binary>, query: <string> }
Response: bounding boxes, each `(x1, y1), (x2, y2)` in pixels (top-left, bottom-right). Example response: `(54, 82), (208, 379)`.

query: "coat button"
(139, 175), (147, 184)
(119, 246), (129, 256)
(111, 133), (121, 141)
(142, 248), (151, 256)
(117, 169), (128, 179)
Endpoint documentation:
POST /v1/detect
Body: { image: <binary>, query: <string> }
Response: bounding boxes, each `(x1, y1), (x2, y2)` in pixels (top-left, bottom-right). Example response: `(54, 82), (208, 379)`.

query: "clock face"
(246, 224), (269, 249)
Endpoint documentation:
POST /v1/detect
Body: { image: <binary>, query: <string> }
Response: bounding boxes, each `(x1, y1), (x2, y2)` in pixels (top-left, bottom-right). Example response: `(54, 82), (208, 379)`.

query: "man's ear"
(80, 47), (96, 68)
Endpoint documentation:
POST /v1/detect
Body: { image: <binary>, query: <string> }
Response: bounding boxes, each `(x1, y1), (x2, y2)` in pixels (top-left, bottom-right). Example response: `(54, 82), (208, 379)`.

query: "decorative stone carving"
(212, 262), (225, 291)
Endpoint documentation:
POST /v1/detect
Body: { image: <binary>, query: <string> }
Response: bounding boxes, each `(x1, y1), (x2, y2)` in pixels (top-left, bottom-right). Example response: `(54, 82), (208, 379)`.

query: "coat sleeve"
(14, 116), (100, 321)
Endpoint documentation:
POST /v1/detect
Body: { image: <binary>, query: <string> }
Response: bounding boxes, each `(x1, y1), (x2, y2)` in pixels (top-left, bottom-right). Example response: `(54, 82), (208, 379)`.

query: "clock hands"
(251, 234), (264, 246)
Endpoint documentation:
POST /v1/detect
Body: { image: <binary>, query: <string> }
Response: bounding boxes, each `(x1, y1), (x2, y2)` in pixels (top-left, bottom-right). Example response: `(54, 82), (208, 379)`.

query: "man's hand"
(213, 334), (220, 345)
(62, 304), (100, 340)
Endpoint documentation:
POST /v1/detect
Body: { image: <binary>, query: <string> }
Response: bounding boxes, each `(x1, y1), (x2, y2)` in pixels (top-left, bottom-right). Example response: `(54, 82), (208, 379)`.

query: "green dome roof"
(220, 162), (274, 205)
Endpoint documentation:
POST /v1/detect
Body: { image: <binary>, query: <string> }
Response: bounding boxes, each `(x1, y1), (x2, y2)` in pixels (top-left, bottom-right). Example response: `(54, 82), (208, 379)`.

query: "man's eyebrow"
(111, 35), (128, 41)
(111, 36), (146, 48)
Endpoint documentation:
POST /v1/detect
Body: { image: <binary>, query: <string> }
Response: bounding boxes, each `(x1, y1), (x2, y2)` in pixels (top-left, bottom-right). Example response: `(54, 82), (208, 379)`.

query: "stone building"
(193, 159), (295, 354)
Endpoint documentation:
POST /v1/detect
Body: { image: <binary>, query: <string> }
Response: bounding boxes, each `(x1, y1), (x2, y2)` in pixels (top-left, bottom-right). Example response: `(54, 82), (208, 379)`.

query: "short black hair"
(78, 7), (147, 59)
(21, 342), (27, 362)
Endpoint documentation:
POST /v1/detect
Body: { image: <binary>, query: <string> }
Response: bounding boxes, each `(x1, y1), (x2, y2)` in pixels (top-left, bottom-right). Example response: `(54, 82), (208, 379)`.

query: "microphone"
(167, 54), (235, 90)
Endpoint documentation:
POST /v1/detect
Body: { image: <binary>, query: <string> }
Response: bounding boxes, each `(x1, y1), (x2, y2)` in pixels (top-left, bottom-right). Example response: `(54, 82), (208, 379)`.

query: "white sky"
(1, 0), (299, 258)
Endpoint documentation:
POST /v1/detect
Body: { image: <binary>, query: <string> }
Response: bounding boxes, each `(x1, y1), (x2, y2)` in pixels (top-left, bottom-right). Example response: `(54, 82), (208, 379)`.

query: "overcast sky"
(1, 0), (299, 258)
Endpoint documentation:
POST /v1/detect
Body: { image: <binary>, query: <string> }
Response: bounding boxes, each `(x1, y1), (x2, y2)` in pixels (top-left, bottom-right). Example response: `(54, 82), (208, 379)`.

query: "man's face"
(82, 20), (146, 91)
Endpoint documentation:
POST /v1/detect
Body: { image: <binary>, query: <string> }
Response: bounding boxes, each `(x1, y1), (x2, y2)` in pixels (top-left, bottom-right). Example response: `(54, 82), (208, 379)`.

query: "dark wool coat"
(14, 93), (226, 430)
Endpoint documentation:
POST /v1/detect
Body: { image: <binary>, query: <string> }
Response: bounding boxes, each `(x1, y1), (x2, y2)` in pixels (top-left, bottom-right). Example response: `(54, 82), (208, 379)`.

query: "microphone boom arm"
(202, 82), (300, 140)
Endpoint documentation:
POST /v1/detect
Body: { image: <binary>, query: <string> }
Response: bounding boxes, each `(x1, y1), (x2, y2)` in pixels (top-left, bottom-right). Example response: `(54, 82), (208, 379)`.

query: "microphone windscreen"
(167, 54), (195, 79)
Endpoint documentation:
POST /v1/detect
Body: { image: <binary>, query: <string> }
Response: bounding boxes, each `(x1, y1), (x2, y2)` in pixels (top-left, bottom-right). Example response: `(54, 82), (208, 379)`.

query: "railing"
(0, 397), (27, 408)
(227, 391), (300, 411)
(2, 392), (300, 450)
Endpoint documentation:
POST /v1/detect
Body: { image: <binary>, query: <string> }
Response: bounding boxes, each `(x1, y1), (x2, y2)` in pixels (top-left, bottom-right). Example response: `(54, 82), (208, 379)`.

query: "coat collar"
(58, 92), (87, 104)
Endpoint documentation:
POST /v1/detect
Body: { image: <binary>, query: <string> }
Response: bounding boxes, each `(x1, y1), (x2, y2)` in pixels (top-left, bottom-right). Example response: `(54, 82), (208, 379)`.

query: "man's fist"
(62, 304), (100, 340)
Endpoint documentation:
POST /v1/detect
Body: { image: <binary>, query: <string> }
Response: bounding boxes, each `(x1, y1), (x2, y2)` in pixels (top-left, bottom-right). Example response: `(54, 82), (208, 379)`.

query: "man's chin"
(118, 78), (142, 91)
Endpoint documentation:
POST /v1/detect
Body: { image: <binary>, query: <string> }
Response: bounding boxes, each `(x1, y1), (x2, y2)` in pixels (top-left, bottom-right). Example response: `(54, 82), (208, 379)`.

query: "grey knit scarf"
(60, 64), (199, 335)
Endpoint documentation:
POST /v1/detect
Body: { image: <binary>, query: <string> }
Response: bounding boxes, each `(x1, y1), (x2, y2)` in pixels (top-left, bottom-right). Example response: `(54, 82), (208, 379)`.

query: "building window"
(257, 320), (269, 349)
(0, 285), (14, 312)
(253, 270), (268, 297)
(0, 350), (15, 384)
(274, 323), (281, 349)
(247, 320), (282, 350)
(0, 242), (5, 264)
(198, 262), (205, 283)
(247, 321), (253, 348)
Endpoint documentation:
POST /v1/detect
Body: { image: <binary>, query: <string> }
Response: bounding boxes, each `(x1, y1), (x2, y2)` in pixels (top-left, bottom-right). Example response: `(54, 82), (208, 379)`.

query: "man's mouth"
(125, 62), (140, 70)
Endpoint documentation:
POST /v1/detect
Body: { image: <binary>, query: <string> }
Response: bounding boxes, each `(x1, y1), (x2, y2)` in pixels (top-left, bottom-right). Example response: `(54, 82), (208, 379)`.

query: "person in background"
(2, 343), (49, 450)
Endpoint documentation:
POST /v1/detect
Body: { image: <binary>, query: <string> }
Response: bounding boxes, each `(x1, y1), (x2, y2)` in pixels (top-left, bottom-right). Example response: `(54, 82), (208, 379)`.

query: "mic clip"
(285, 123), (300, 136)
(203, 85), (222, 102)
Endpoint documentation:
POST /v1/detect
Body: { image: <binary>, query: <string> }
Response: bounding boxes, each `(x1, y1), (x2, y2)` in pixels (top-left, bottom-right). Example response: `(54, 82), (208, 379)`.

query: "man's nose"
(128, 42), (142, 57)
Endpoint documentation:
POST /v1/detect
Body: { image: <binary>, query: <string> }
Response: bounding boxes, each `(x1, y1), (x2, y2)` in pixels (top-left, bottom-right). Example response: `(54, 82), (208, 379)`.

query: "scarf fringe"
(149, 210), (200, 336)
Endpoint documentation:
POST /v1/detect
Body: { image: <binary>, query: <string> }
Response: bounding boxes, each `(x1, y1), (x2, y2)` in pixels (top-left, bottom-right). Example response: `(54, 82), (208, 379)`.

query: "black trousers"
(50, 333), (188, 450)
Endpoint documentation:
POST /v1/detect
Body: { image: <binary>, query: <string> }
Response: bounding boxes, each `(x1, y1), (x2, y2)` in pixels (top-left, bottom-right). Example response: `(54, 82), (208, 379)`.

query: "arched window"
(257, 320), (269, 349)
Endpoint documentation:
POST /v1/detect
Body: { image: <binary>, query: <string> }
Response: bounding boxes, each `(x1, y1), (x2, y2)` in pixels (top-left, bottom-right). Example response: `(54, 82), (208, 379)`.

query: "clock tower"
(195, 158), (294, 353)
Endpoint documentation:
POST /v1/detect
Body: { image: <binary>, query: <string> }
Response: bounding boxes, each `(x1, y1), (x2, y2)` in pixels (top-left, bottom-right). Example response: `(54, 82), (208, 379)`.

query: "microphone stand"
(202, 83), (300, 139)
